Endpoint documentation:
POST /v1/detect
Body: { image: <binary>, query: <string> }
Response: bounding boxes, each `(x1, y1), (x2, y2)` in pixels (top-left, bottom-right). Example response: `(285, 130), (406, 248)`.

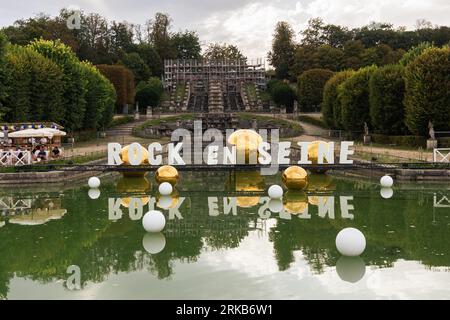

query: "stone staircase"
(208, 80), (224, 113)
(105, 118), (148, 137)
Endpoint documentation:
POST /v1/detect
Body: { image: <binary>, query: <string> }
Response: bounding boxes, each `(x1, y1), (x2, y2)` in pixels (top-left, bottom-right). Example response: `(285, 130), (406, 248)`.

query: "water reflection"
(0, 172), (449, 299)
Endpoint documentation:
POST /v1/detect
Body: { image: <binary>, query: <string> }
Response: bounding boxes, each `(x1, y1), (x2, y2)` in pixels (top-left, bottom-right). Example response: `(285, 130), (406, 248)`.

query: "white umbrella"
(42, 128), (66, 137)
(9, 128), (54, 139)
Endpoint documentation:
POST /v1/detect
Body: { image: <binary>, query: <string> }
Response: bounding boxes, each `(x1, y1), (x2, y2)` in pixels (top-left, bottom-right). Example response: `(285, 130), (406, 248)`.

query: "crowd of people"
(1, 145), (62, 165)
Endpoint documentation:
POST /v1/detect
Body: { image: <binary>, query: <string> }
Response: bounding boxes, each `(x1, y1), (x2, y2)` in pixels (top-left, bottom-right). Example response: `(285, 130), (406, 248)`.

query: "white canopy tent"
(9, 128), (66, 139)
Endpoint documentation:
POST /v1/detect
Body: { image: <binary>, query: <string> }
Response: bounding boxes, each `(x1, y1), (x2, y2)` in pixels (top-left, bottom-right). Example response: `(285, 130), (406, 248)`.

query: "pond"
(0, 170), (449, 299)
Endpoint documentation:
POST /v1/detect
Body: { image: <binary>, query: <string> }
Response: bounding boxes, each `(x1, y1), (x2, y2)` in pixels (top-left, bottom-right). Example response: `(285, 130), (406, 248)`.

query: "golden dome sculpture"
(227, 129), (263, 164)
(231, 171), (265, 208)
(116, 176), (151, 208)
(120, 144), (149, 177)
(157, 189), (180, 209)
(155, 165), (179, 186)
(307, 141), (332, 173)
(282, 166), (309, 190)
(283, 191), (308, 214)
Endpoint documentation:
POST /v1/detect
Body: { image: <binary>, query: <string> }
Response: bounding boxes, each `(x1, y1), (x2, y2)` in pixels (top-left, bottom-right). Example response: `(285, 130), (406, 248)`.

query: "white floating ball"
(268, 199), (283, 213)
(88, 176), (101, 189)
(336, 227), (366, 257)
(142, 233), (166, 254)
(380, 187), (394, 199)
(336, 256), (366, 283)
(158, 182), (173, 196)
(268, 185), (283, 199)
(88, 188), (100, 200)
(142, 210), (166, 233)
(380, 175), (393, 188)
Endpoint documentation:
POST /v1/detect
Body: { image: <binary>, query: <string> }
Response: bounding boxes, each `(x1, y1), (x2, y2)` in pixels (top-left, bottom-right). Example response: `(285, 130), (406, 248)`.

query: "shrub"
(268, 80), (297, 112)
(399, 42), (434, 66)
(97, 64), (135, 113)
(322, 70), (355, 129)
(297, 68), (334, 112)
(135, 77), (164, 110)
(404, 47), (450, 135)
(339, 65), (377, 132)
(369, 64), (407, 135)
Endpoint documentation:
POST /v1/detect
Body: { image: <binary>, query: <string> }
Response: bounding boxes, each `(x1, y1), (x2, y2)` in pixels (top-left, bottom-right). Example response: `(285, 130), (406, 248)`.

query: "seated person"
(37, 147), (47, 161)
(32, 146), (40, 161)
(51, 146), (61, 158)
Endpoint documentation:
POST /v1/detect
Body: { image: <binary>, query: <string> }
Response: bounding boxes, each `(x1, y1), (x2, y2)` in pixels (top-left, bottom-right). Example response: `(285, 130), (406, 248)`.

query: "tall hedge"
(321, 70), (354, 129)
(404, 47), (450, 135)
(0, 32), (9, 119)
(297, 68), (334, 112)
(339, 65), (378, 132)
(268, 80), (297, 112)
(3, 45), (64, 123)
(135, 77), (164, 110)
(29, 39), (87, 131)
(399, 42), (433, 67)
(369, 64), (407, 135)
(80, 61), (116, 129)
(97, 64), (134, 113)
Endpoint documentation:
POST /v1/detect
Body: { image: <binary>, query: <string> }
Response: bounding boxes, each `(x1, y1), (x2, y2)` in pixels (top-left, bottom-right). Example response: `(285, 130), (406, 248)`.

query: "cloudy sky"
(1, 0), (449, 59)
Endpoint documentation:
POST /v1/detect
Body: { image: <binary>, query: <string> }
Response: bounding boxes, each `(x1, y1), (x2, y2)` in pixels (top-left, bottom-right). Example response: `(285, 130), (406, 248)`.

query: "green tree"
(268, 80), (297, 112)
(0, 32), (8, 119)
(119, 52), (150, 84)
(136, 43), (163, 77)
(171, 31), (201, 60)
(268, 21), (296, 80)
(148, 13), (176, 61)
(339, 66), (378, 131)
(203, 43), (246, 61)
(404, 47), (450, 135)
(135, 77), (164, 110)
(80, 61), (116, 129)
(322, 70), (354, 129)
(29, 39), (87, 131)
(399, 42), (434, 66)
(97, 64), (134, 114)
(297, 68), (334, 112)
(369, 64), (407, 134)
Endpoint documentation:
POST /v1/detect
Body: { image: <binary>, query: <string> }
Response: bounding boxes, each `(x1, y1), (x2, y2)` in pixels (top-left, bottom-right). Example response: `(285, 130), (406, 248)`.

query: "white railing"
(0, 150), (32, 166)
(434, 193), (450, 208)
(433, 148), (450, 163)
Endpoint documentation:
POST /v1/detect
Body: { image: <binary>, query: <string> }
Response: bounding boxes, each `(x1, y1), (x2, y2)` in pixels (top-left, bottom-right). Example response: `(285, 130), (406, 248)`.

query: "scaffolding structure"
(163, 58), (266, 91)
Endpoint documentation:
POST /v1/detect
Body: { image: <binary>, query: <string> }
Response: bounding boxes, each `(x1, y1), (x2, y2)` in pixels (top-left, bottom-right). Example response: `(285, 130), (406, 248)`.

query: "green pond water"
(0, 170), (449, 300)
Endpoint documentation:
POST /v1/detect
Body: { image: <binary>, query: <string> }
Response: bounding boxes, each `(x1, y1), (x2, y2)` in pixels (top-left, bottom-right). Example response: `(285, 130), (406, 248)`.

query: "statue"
(428, 121), (435, 140)
(364, 122), (369, 136)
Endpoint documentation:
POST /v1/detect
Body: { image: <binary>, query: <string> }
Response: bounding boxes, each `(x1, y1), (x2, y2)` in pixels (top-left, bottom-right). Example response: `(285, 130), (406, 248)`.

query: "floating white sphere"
(88, 176), (101, 189)
(268, 185), (283, 199)
(268, 199), (283, 213)
(142, 210), (166, 233)
(336, 228), (366, 257)
(336, 256), (366, 283)
(142, 232), (166, 254)
(380, 175), (394, 188)
(88, 188), (101, 200)
(158, 182), (173, 196)
(380, 187), (394, 199)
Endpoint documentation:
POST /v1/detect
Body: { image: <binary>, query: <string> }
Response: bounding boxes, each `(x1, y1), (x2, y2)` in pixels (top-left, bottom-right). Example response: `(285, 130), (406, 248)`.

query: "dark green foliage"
(404, 47), (450, 135)
(268, 80), (297, 112)
(399, 42), (434, 66)
(135, 77), (164, 109)
(321, 70), (354, 129)
(369, 64), (407, 134)
(119, 52), (150, 84)
(97, 64), (134, 112)
(0, 32), (9, 119)
(29, 39), (87, 131)
(339, 66), (378, 131)
(297, 68), (334, 112)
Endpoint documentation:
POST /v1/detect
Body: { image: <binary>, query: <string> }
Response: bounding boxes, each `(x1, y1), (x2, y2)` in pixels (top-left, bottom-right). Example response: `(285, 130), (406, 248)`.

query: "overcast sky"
(1, 0), (449, 59)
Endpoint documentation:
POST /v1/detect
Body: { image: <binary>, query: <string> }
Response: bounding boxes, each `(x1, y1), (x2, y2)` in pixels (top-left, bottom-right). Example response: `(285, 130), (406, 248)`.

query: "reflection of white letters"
(340, 142), (354, 164)
(223, 197), (237, 216)
(208, 197), (219, 216)
(297, 205), (311, 219)
(258, 197), (271, 219)
(129, 198), (143, 220)
(108, 143), (123, 165)
(169, 197), (185, 220)
(108, 198), (122, 220)
(279, 210), (291, 220)
(318, 142), (335, 164)
(318, 196), (335, 219)
(340, 196), (354, 219)
(66, 265), (81, 290)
